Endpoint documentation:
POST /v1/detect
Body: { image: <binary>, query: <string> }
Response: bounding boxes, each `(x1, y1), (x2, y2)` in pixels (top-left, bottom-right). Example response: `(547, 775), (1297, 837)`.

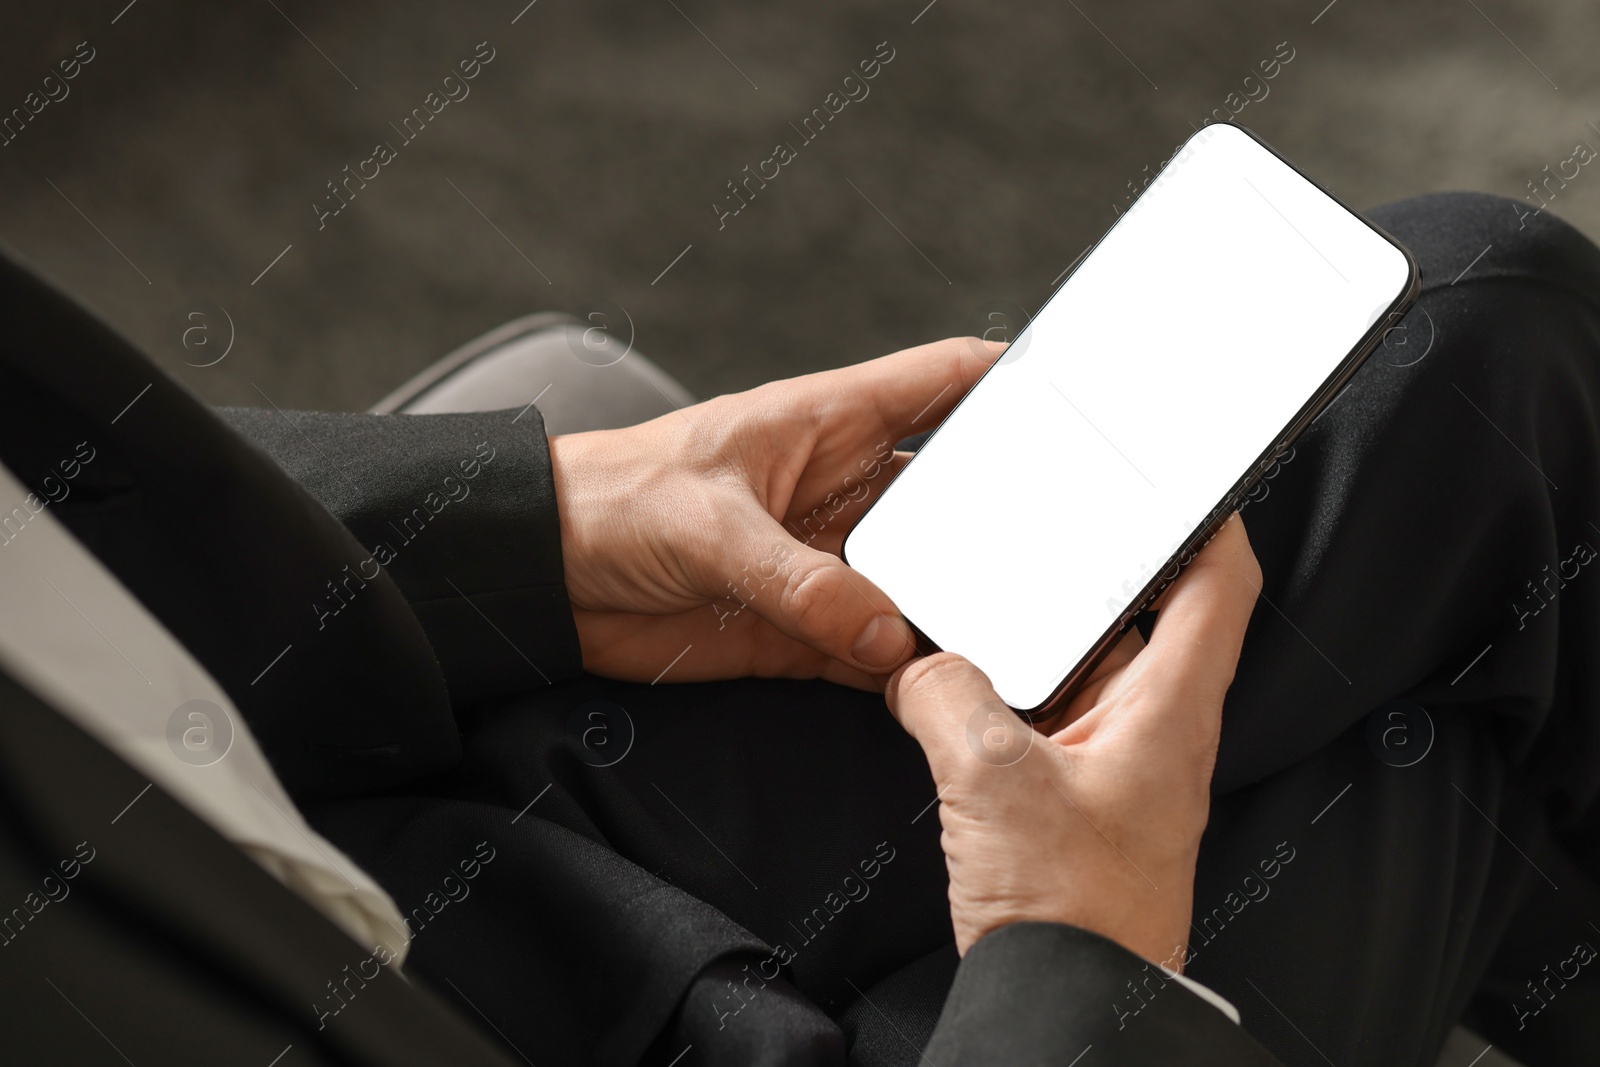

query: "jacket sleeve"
(217, 404), (584, 705)
(925, 923), (1283, 1066)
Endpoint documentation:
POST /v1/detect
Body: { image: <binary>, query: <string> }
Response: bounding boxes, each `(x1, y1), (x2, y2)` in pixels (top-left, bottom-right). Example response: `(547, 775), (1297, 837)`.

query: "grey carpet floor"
(2, 0), (1597, 414)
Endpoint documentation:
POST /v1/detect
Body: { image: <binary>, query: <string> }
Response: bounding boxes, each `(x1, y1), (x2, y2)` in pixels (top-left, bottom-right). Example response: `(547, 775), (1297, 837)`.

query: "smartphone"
(842, 121), (1419, 717)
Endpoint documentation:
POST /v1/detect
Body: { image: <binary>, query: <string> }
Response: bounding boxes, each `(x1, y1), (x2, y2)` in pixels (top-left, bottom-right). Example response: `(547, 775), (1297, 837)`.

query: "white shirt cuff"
(1166, 968), (1242, 1024)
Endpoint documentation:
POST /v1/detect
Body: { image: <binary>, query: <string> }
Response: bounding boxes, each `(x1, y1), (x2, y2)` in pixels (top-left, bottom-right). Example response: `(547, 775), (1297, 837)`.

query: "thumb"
(1129, 513), (1262, 726)
(722, 515), (919, 674)
(886, 653), (1032, 773)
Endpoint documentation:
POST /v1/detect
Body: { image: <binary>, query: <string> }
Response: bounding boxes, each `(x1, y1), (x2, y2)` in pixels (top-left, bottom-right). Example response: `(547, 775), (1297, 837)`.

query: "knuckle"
(898, 652), (977, 697)
(780, 561), (849, 641)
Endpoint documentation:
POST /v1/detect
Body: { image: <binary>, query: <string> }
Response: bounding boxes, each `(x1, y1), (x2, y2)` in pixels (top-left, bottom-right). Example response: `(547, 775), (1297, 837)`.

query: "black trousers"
(311, 192), (1600, 1067)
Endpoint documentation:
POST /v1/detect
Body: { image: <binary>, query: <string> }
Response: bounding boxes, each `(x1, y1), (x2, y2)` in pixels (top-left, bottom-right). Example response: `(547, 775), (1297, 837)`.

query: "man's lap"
(313, 191), (1600, 1066)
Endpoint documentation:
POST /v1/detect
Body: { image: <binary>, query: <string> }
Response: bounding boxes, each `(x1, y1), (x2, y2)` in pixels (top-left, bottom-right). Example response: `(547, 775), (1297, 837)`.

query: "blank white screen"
(844, 123), (1412, 710)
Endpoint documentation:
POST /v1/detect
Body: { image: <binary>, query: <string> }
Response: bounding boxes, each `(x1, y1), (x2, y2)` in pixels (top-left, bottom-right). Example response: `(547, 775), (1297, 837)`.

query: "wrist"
(960, 849), (1199, 971)
(548, 429), (679, 614)
(547, 432), (601, 610)
(1072, 859), (1199, 972)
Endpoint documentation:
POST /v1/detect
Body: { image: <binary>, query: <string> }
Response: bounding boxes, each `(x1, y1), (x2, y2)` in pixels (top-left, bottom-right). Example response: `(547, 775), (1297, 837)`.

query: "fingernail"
(852, 613), (913, 669)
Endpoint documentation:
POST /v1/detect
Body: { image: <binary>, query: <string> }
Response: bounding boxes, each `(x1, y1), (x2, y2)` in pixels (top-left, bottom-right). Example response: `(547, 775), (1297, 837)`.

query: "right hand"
(548, 337), (1002, 689)
(884, 514), (1261, 967)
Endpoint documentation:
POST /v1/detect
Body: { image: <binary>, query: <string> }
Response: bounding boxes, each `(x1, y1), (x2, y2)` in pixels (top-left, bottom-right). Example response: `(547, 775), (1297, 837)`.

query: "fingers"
(790, 451), (914, 557)
(720, 512), (918, 675)
(885, 652), (1010, 772)
(1129, 513), (1262, 729)
(799, 337), (1003, 442)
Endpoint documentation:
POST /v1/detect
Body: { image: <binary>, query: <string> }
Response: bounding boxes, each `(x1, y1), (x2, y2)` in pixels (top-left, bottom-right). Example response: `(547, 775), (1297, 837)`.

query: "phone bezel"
(840, 120), (1421, 719)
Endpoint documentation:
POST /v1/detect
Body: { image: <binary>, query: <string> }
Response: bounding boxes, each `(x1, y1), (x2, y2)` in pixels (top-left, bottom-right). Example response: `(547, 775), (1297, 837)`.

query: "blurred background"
(1, 0), (1597, 415)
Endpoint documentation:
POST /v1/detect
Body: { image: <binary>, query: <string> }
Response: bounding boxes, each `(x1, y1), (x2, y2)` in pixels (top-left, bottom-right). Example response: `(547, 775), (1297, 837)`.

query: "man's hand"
(885, 515), (1261, 968)
(548, 337), (1003, 688)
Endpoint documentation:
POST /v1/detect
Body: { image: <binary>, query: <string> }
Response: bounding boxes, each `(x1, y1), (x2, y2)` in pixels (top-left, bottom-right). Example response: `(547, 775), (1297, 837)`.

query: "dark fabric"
(0, 670), (521, 1067)
(1210, 190), (1600, 805)
(307, 791), (776, 1067)
(836, 944), (956, 1067)
(646, 954), (847, 1067)
(219, 406), (585, 704)
(0, 245), (456, 804)
(309, 674), (953, 1065)
(1463, 844), (1600, 1058)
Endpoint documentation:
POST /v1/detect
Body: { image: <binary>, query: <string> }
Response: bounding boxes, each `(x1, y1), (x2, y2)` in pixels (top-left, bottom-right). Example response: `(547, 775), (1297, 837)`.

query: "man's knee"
(1368, 191), (1600, 298)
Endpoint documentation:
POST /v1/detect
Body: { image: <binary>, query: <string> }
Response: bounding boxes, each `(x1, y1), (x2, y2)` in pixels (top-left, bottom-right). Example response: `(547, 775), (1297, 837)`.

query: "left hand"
(547, 337), (1002, 688)
(884, 514), (1261, 964)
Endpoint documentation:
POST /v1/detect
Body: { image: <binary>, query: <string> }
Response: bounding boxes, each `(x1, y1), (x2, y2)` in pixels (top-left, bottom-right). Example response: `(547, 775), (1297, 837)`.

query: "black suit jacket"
(0, 246), (1281, 1064)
